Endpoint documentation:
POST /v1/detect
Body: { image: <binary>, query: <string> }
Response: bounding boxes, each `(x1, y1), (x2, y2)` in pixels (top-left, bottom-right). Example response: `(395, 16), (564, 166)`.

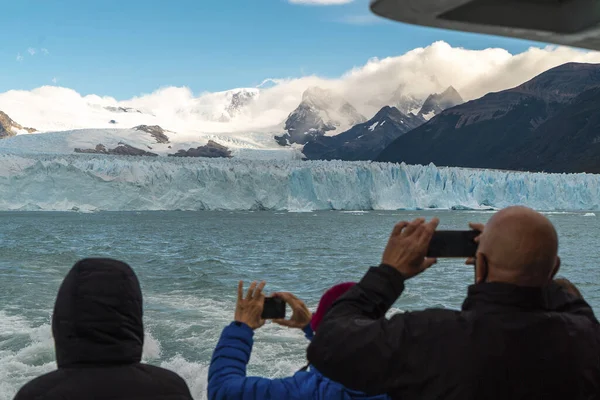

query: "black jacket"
(307, 265), (600, 400)
(14, 258), (193, 400)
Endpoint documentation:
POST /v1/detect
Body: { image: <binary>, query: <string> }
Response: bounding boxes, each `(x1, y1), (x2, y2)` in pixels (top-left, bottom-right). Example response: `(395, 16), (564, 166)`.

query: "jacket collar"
(461, 281), (597, 321)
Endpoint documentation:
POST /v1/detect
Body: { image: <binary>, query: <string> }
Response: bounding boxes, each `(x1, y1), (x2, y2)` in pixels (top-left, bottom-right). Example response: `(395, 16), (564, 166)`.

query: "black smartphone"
(262, 297), (286, 319)
(426, 230), (479, 258)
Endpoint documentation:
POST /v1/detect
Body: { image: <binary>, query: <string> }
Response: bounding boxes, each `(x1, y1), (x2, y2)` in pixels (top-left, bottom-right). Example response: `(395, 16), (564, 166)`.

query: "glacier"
(0, 154), (598, 212)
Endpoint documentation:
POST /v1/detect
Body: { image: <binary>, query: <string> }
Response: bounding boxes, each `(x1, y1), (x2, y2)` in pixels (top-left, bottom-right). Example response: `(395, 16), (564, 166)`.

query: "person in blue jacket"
(208, 280), (390, 400)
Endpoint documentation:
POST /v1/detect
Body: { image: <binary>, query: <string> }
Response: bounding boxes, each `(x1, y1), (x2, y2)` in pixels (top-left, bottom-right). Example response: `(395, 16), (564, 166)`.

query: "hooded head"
(52, 258), (144, 367)
(310, 282), (356, 332)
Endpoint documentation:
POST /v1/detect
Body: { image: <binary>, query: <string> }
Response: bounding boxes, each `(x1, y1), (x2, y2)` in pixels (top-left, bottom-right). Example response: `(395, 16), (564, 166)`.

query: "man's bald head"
(476, 206), (560, 287)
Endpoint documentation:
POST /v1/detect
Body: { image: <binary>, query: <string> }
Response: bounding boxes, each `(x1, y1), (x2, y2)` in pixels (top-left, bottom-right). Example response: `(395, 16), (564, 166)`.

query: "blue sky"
(1, 0), (548, 100)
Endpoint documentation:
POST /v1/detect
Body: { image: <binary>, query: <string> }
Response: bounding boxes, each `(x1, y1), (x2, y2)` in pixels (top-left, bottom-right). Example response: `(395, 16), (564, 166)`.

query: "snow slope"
(0, 155), (597, 212)
(0, 128), (303, 160)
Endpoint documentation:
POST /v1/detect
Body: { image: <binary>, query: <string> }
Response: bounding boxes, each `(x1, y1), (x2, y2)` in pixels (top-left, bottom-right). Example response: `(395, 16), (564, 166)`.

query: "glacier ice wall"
(0, 154), (598, 211)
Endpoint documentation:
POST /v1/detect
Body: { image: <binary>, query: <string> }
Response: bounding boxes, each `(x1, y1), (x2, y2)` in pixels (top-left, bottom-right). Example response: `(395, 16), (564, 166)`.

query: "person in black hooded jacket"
(307, 206), (600, 400)
(14, 258), (193, 400)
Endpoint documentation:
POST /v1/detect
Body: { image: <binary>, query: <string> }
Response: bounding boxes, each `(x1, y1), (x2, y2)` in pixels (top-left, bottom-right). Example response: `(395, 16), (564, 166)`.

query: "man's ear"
(475, 252), (488, 284)
(550, 256), (561, 280)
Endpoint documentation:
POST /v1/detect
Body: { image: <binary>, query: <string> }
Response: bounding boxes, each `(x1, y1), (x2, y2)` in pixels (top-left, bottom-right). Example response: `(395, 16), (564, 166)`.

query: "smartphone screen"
(426, 230), (479, 258)
(262, 297), (286, 319)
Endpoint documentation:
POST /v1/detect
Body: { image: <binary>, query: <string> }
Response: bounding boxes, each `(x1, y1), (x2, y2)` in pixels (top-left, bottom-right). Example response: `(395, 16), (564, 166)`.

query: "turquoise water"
(0, 210), (598, 399)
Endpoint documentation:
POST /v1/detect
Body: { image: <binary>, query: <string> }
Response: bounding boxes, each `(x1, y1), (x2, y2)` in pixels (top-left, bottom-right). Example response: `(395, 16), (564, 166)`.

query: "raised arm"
(307, 218), (439, 395)
(208, 321), (303, 400)
(208, 281), (311, 400)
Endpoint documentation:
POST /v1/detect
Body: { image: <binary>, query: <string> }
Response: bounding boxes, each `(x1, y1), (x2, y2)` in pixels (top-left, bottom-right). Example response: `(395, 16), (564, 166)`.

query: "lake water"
(0, 210), (598, 399)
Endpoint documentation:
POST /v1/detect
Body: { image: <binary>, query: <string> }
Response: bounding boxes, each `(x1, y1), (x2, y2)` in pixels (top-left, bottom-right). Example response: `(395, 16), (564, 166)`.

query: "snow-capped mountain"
(296, 85), (463, 161)
(184, 87), (260, 123)
(302, 106), (425, 161)
(377, 62), (600, 173)
(275, 87), (366, 146)
(222, 89), (259, 121)
(0, 111), (36, 138)
(418, 86), (464, 120)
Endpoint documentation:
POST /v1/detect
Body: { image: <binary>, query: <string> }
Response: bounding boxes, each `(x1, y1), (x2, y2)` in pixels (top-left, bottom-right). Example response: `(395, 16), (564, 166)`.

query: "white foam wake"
(0, 296), (312, 400)
(0, 154), (598, 212)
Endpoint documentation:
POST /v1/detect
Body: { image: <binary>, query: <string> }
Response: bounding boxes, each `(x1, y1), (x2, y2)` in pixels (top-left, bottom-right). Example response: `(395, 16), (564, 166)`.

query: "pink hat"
(310, 282), (356, 332)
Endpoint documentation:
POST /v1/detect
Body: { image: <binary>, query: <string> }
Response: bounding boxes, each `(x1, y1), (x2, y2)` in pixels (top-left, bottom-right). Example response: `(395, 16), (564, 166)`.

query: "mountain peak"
(372, 105), (404, 121)
(276, 87), (366, 146)
(440, 86), (463, 103)
(418, 86), (464, 119)
(225, 89), (259, 118)
(303, 86), (331, 99)
(388, 85), (423, 115)
(211, 87), (260, 122)
(301, 104), (426, 161)
(301, 87), (339, 109)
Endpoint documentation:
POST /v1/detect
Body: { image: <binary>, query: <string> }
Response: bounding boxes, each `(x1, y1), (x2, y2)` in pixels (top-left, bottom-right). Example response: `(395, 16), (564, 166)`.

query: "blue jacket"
(208, 321), (390, 400)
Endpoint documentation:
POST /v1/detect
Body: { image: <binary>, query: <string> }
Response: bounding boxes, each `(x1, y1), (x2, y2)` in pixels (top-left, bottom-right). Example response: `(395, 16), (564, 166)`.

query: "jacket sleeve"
(303, 324), (314, 341)
(306, 264), (409, 395)
(208, 322), (304, 400)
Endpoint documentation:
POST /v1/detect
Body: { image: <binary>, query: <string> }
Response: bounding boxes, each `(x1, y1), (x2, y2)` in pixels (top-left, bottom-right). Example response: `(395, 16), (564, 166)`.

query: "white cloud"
(16, 53), (23, 62)
(41, 48), (49, 55)
(52, 77), (58, 84)
(289, 0), (353, 5)
(1, 41), (600, 134)
(27, 48), (36, 56)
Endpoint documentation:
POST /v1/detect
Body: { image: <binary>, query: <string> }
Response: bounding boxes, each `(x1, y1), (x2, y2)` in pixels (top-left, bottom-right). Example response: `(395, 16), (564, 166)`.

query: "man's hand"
(381, 217), (439, 279)
(272, 292), (312, 329)
(235, 281), (266, 330)
(465, 222), (484, 266)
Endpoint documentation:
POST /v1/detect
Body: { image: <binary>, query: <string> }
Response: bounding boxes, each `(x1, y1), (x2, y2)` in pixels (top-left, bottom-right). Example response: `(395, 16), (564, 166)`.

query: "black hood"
(52, 258), (144, 367)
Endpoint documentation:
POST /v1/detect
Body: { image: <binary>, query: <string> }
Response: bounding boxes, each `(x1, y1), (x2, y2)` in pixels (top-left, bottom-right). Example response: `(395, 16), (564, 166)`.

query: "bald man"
(307, 206), (600, 400)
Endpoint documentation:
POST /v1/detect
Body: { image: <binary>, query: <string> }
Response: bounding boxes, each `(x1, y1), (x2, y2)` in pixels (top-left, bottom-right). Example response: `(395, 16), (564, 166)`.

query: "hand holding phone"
(261, 297), (286, 319)
(271, 292), (312, 329)
(381, 218), (440, 280)
(426, 230), (479, 258)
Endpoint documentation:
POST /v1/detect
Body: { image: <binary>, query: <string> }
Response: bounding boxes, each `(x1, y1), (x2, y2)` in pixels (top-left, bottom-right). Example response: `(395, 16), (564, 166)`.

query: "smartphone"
(262, 297), (286, 319)
(426, 230), (479, 258)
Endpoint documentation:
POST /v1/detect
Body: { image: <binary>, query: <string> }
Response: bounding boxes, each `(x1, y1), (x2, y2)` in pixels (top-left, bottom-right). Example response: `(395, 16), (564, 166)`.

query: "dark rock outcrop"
(74, 143), (158, 156)
(0, 111), (36, 138)
(133, 125), (170, 144)
(169, 140), (232, 158)
(377, 62), (600, 173)
(75, 144), (109, 154)
(105, 106), (143, 114)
